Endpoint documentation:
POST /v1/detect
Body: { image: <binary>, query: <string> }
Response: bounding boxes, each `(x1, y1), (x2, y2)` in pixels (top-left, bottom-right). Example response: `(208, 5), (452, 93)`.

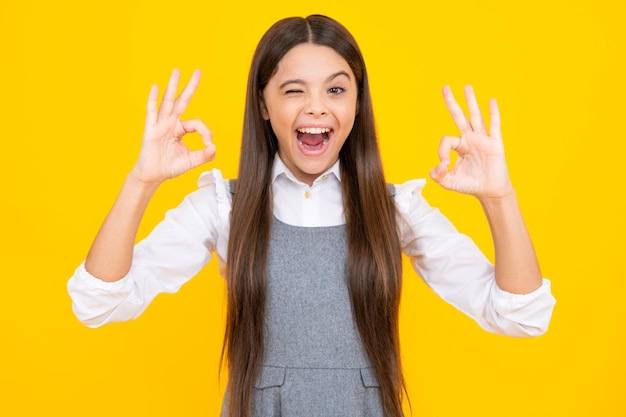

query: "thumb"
(188, 143), (217, 169)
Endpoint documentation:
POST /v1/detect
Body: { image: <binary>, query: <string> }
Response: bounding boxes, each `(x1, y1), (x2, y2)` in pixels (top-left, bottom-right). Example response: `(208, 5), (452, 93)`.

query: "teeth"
(297, 138), (329, 146)
(297, 127), (331, 134)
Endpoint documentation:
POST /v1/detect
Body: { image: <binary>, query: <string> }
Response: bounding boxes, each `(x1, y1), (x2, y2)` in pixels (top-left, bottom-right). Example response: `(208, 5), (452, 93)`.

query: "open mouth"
(296, 127), (332, 154)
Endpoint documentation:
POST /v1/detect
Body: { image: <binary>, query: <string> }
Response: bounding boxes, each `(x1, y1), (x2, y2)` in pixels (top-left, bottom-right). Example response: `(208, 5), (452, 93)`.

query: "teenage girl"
(68, 14), (555, 417)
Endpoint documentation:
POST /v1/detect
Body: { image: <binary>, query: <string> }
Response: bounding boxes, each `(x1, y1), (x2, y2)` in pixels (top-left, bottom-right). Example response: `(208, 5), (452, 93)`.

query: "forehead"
(271, 43), (355, 82)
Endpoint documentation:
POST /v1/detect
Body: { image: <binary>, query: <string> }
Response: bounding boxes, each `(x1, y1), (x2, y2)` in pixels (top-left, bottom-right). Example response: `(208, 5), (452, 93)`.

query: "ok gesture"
(131, 69), (216, 185)
(430, 86), (512, 200)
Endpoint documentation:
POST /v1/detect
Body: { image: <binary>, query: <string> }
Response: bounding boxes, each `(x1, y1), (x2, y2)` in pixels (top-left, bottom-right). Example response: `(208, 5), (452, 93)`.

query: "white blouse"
(67, 156), (555, 336)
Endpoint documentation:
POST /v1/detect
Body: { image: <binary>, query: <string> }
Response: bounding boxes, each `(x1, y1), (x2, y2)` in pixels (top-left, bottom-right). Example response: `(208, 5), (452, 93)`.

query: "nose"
(304, 93), (328, 117)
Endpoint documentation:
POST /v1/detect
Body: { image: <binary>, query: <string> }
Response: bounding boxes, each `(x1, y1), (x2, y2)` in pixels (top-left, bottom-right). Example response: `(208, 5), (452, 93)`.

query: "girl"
(68, 14), (555, 417)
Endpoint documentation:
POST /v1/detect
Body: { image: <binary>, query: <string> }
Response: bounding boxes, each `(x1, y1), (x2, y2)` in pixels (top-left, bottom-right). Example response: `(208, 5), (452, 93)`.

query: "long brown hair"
(224, 15), (406, 416)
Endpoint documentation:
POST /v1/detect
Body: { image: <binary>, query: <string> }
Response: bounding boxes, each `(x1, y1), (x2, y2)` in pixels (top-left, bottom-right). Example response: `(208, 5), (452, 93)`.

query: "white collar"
(271, 154), (342, 186)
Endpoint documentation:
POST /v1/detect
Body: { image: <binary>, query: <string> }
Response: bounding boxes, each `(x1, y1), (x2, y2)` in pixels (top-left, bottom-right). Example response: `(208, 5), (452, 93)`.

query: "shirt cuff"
(67, 263), (136, 327)
(69, 262), (134, 293)
(489, 278), (556, 337)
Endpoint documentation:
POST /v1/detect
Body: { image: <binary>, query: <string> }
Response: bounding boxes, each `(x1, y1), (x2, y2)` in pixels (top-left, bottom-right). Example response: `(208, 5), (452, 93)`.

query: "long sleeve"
(67, 169), (232, 327)
(395, 179), (556, 337)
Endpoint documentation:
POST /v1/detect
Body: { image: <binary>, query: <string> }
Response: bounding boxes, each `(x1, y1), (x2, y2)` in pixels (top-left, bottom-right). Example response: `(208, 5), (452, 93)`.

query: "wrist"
(479, 187), (520, 219)
(476, 181), (515, 205)
(126, 171), (162, 195)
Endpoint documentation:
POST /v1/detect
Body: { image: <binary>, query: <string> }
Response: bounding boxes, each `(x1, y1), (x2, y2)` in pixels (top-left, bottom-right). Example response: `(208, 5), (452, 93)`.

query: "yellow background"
(1, 0), (624, 415)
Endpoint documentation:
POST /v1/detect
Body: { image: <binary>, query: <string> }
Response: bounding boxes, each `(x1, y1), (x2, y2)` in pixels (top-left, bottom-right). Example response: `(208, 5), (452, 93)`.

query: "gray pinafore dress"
(220, 216), (384, 416)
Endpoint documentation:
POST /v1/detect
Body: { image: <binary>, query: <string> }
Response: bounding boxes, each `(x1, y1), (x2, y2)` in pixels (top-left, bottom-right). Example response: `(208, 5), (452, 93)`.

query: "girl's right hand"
(130, 69), (216, 185)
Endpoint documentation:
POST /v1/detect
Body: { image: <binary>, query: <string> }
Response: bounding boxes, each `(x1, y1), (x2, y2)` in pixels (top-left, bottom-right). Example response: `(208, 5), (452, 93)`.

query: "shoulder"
(170, 168), (233, 232)
(198, 168), (231, 192)
(196, 168), (233, 203)
(390, 178), (428, 215)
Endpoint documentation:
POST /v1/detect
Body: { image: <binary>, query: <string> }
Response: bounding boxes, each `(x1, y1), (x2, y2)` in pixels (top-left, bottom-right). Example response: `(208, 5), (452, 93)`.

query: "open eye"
(328, 87), (345, 95)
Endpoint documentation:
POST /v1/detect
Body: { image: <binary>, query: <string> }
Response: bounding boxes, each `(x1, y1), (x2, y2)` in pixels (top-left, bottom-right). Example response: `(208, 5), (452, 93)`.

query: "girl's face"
(262, 43), (358, 185)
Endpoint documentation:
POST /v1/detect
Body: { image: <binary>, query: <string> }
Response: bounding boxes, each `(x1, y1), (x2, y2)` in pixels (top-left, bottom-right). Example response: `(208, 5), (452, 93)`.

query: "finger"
(172, 69), (202, 118)
(181, 119), (216, 168)
(145, 84), (158, 127)
(436, 135), (462, 164)
(158, 68), (181, 118)
(180, 119), (213, 147)
(442, 85), (471, 133)
(429, 161), (450, 183)
(489, 98), (501, 139)
(431, 135), (462, 187)
(464, 85), (487, 134)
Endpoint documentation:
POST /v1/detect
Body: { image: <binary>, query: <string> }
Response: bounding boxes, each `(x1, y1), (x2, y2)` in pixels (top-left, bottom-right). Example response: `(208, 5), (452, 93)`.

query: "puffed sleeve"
(67, 169), (233, 328)
(395, 179), (555, 337)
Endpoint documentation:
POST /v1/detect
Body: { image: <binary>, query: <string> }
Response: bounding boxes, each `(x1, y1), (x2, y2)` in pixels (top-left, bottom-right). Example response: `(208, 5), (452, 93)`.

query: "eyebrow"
(278, 70), (351, 90)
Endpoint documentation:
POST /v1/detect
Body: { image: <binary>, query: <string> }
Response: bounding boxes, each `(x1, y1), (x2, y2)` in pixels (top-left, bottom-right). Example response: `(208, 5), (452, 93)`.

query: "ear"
(260, 94), (270, 120)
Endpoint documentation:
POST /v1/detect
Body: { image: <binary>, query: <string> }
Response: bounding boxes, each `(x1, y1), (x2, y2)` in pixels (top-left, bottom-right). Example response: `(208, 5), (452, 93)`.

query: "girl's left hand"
(430, 85), (513, 200)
